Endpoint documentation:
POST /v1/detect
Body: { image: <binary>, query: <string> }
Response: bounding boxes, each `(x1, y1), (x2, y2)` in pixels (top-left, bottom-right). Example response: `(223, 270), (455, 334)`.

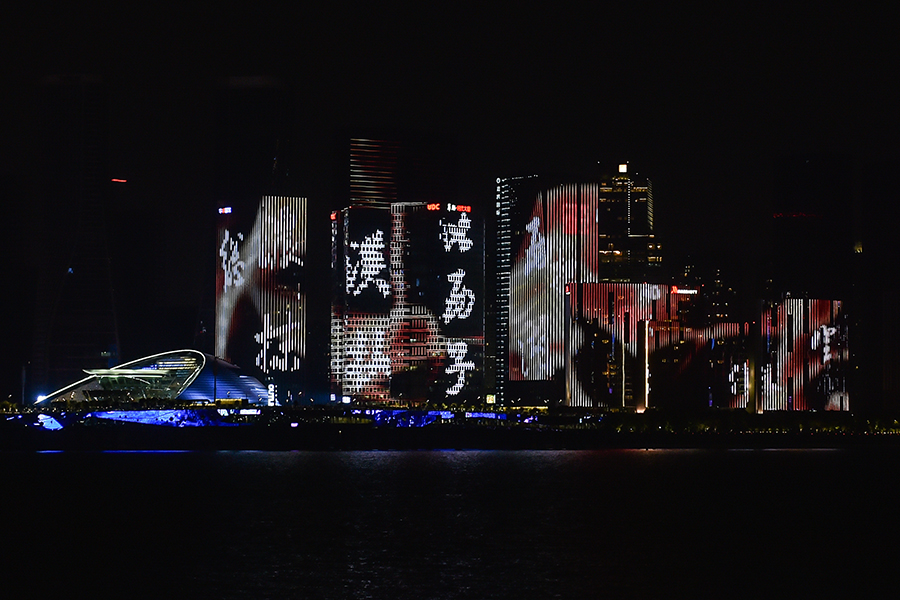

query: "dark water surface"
(3, 449), (898, 598)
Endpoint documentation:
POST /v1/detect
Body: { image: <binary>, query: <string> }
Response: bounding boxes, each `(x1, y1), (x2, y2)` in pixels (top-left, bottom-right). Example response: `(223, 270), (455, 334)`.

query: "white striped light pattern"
(760, 298), (849, 411)
(501, 177), (657, 392)
(216, 196), (307, 378)
(253, 196), (307, 374)
(564, 283), (749, 409)
(508, 184), (606, 381)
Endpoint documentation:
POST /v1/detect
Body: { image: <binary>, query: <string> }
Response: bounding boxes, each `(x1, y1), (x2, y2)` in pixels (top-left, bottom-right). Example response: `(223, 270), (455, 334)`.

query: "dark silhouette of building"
(29, 75), (120, 402)
(769, 154), (859, 299)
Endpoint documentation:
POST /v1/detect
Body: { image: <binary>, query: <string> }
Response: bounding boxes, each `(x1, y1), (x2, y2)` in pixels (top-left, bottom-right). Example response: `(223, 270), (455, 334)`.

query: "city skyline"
(3, 5), (898, 403)
(15, 143), (855, 414)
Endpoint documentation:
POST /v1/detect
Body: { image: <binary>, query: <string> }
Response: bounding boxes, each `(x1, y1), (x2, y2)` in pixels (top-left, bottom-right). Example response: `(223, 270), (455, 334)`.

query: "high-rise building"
(757, 297), (849, 412)
(493, 164), (661, 405)
(330, 201), (484, 404)
(330, 203), (394, 401)
(769, 155), (858, 299)
(30, 75), (120, 401)
(215, 196), (307, 405)
(350, 138), (400, 203)
(210, 77), (313, 405)
(213, 77), (294, 207)
(330, 138), (482, 403)
(758, 156), (853, 412)
(564, 283), (750, 410)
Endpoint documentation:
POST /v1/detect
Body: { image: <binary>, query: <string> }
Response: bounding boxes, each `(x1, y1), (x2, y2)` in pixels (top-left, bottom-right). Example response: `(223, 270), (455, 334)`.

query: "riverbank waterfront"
(4, 406), (900, 451)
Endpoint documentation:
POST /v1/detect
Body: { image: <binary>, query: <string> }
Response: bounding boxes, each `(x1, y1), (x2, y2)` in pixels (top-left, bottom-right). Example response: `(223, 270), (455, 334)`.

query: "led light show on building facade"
(216, 196), (307, 404)
(759, 298), (849, 411)
(564, 283), (750, 410)
(330, 205), (393, 400)
(495, 166), (661, 404)
(331, 201), (484, 403)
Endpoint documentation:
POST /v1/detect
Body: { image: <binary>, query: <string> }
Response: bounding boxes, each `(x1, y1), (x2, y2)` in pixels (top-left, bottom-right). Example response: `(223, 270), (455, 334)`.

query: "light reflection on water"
(3, 448), (897, 598)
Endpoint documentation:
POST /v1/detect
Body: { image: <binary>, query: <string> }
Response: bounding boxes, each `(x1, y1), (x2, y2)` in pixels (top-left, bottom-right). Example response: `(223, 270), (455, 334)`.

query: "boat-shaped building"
(36, 349), (270, 407)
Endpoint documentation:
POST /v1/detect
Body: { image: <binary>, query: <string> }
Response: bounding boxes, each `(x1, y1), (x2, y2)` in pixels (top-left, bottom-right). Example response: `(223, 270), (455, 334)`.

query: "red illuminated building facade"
(758, 298), (849, 411)
(494, 165), (661, 405)
(492, 163), (850, 411)
(564, 283), (750, 410)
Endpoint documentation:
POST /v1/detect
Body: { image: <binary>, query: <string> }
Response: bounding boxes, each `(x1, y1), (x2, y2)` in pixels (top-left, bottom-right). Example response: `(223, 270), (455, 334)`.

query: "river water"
(3, 448), (897, 598)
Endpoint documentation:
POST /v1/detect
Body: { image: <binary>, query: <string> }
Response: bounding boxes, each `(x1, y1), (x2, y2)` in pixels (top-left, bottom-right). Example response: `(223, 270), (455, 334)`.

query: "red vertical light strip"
(562, 185), (568, 318)
(301, 197), (307, 371)
(587, 184), (598, 283)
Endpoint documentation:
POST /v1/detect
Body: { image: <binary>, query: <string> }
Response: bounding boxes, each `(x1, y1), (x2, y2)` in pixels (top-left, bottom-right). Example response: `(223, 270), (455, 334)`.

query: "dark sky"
(2, 4), (899, 397)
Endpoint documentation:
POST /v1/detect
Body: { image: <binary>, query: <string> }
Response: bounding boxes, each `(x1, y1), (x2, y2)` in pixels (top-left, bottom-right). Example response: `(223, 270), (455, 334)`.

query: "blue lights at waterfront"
(36, 414), (63, 430)
(465, 412), (506, 420)
(87, 410), (208, 427)
(357, 410), (453, 427)
(22, 408), (517, 429)
(351, 409), (508, 427)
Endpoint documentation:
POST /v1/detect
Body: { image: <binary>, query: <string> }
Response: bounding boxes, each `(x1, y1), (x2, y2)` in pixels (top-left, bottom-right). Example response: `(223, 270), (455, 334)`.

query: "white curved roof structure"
(37, 350), (268, 406)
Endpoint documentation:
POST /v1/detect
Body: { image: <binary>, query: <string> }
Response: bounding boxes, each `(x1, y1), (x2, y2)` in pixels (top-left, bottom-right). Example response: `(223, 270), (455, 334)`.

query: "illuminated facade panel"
(331, 202), (484, 403)
(495, 169), (660, 404)
(759, 298), (849, 411)
(331, 206), (393, 401)
(564, 283), (750, 410)
(216, 196), (307, 404)
(350, 139), (399, 203)
(402, 202), (484, 402)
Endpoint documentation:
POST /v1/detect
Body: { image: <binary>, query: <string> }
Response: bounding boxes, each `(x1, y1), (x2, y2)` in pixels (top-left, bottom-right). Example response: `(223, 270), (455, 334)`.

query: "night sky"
(2, 4), (898, 399)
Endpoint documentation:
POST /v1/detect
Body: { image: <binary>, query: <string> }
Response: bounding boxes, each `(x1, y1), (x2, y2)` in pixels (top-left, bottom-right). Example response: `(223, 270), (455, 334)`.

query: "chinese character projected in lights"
(440, 212), (474, 252)
(332, 201), (483, 401)
(446, 341), (475, 396)
(216, 197), (307, 377)
(346, 229), (390, 298)
(442, 269), (475, 324)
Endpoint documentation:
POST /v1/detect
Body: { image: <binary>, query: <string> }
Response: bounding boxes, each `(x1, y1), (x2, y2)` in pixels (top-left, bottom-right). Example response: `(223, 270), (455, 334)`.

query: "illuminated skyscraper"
(330, 200), (484, 404)
(216, 196), (307, 405)
(758, 156), (853, 412)
(350, 138), (399, 203)
(757, 297), (849, 412)
(493, 164), (661, 405)
(564, 283), (750, 410)
(330, 138), (482, 403)
(210, 77), (314, 405)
